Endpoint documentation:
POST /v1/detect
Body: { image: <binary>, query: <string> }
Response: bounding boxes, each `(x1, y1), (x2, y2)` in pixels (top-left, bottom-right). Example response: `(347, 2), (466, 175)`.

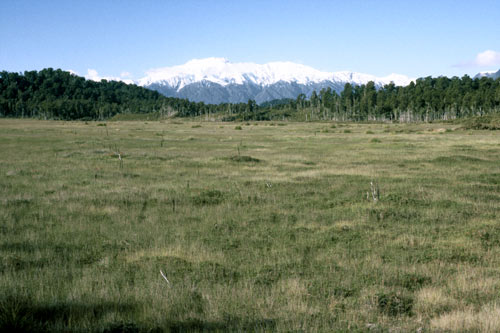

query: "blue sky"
(1, 0), (499, 80)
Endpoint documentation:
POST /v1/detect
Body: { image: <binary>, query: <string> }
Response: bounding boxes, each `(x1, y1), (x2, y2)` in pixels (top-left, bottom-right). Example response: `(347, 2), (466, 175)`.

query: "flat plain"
(1, 119), (499, 332)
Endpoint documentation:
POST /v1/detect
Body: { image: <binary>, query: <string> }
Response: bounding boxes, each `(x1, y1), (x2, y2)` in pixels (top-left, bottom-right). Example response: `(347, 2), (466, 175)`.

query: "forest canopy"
(0, 68), (220, 120)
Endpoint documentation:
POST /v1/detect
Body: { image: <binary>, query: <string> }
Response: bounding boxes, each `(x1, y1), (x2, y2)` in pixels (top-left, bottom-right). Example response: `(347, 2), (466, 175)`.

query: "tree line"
(0, 68), (242, 120)
(250, 75), (500, 122)
(1, 68), (499, 121)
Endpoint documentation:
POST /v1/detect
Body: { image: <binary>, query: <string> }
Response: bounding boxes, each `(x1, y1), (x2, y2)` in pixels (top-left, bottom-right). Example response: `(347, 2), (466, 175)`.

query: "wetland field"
(1, 119), (499, 332)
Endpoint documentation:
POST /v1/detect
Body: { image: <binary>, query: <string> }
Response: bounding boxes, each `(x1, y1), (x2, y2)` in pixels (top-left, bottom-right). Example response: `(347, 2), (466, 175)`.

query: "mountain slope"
(139, 58), (414, 104)
(474, 69), (500, 80)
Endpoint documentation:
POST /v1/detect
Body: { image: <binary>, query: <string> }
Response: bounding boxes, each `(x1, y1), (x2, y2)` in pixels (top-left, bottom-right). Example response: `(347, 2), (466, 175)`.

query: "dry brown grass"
(431, 303), (500, 332)
(415, 287), (455, 317)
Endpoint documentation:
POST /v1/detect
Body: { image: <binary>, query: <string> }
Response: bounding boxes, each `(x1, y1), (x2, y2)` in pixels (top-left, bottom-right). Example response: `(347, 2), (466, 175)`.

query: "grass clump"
(431, 303), (500, 332)
(415, 287), (455, 317)
(229, 155), (260, 163)
(234, 125), (242, 130)
(377, 291), (414, 316)
(192, 189), (225, 205)
(0, 294), (45, 332)
(387, 272), (432, 291)
(103, 322), (141, 333)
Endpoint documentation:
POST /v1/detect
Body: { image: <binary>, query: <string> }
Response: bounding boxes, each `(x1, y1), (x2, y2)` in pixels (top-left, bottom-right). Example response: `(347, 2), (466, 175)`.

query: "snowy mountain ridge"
(134, 58), (415, 104)
(474, 69), (500, 80)
(138, 58), (414, 90)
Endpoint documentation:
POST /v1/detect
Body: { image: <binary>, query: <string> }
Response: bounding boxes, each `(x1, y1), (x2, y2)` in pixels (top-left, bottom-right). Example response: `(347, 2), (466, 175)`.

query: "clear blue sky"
(1, 0), (499, 80)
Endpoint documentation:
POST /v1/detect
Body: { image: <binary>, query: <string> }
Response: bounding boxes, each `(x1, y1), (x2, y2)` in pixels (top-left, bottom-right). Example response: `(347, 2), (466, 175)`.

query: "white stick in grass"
(160, 270), (170, 284)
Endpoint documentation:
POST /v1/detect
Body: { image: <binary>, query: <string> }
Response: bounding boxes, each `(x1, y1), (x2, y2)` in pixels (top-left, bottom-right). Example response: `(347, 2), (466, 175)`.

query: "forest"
(1, 68), (499, 121)
(0, 68), (220, 120)
(284, 76), (500, 122)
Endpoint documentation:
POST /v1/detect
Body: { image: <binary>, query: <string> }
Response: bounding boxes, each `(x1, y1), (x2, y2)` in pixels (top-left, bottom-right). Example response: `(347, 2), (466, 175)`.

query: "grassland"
(0, 119), (499, 332)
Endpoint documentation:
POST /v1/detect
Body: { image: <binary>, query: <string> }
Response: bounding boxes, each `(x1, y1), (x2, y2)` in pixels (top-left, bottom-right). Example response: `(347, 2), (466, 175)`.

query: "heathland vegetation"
(0, 119), (499, 331)
(1, 69), (500, 121)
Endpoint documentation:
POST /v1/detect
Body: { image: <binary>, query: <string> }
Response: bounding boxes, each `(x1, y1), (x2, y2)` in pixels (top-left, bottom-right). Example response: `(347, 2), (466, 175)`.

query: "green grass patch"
(228, 155), (261, 163)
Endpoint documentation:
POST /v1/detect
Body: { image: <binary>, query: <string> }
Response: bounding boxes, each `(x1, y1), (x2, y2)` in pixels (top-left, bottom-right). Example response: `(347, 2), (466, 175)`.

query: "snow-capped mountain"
(474, 69), (500, 80)
(138, 58), (414, 104)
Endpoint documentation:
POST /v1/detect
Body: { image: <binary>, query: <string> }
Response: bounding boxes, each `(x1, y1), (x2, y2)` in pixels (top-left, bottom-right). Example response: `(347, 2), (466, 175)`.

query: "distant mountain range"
(137, 58), (414, 104)
(474, 69), (500, 80)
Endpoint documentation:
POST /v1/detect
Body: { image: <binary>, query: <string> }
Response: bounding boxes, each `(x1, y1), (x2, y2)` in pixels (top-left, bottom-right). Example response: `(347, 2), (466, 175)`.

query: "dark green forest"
(0, 68), (235, 120)
(1, 68), (499, 121)
(281, 77), (500, 122)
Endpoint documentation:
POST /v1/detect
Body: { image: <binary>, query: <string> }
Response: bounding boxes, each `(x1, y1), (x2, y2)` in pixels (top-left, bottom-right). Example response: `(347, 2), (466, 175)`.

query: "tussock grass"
(0, 119), (499, 331)
(431, 303), (500, 332)
(228, 155), (261, 163)
(415, 287), (455, 316)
